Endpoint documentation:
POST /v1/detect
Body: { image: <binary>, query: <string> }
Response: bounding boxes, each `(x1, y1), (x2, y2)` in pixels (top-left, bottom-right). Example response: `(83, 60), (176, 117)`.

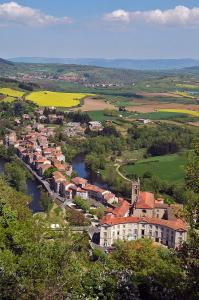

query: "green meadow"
(121, 152), (188, 184)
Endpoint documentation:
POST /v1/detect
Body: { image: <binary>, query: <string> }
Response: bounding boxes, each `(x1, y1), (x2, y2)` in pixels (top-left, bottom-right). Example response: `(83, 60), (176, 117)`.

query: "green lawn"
(128, 111), (199, 121)
(87, 110), (118, 121)
(121, 152), (188, 184)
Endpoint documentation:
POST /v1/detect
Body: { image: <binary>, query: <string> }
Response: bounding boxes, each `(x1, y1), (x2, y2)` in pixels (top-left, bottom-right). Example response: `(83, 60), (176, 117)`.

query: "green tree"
(186, 152), (199, 193)
(4, 161), (27, 193)
(43, 167), (57, 179)
(40, 191), (52, 212)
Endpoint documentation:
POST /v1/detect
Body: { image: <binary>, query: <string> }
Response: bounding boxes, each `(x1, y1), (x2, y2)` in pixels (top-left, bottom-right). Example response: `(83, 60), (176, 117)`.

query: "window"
(112, 231), (115, 237)
(149, 230), (152, 236)
(134, 229), (138, 235)
(104, 232), (107, 237)
(123, 225), (126, 228)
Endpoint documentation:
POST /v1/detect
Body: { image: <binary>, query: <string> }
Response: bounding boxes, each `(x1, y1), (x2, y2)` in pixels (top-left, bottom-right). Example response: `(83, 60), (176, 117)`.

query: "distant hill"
(0, 58), (14, 66)
(10, 57), (199, 70)
(183, 66), (199, 72)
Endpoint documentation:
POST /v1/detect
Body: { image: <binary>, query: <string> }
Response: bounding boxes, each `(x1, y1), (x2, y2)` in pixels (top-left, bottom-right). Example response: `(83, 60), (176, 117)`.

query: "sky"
(1, 0), (199, 59)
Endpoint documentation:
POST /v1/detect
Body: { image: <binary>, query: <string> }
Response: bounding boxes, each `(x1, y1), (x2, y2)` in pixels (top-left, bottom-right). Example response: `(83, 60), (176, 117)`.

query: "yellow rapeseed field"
(26, 91), (89, 107)
(159, 109), (199, 117)
(0, 88), (25, 98)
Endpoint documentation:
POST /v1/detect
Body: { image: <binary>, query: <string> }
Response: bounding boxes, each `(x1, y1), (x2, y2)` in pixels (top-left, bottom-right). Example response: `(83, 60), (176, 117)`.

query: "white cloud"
(105, 10), (130, 23)
(104, 6), (199, 27)
(0, 2), (72, 27)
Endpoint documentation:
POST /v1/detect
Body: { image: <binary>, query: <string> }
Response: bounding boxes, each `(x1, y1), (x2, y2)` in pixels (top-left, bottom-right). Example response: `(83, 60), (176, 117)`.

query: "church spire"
(131, 178), (140, 206)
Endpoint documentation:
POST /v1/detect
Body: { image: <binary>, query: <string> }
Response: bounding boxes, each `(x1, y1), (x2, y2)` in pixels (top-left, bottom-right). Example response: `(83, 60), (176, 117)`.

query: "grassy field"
(121, 152), (188, 184)
(159, 109), (199, 117)
(87, 110), (118, 121)
(26, 91), (89, 107)
(0, 88), (25, 98)
(87, 109), (199, 123)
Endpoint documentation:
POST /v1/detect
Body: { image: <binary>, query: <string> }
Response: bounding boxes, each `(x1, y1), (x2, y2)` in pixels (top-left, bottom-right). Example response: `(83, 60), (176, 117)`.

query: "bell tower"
(131, 178), (140, 207)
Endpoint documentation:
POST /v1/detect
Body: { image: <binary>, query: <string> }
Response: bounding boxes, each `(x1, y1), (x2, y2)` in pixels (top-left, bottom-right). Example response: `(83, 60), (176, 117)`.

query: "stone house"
(100, 216), (187, 249)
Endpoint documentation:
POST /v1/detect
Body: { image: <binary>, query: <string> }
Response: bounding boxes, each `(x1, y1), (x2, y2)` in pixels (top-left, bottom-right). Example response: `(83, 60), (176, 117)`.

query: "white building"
(100, 216), (187, 249)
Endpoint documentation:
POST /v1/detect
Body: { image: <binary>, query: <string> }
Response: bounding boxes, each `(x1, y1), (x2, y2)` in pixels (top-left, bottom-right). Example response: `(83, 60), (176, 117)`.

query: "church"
(100, 179), (187, 249)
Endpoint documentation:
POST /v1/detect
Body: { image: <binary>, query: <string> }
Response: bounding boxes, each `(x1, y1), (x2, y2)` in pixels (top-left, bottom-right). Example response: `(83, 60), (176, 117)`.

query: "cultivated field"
(26, 91), (89, 107)
(79, 97), (115, 111)
(127, 103), (199, 113)
(0, 88), (25, 98)
(159, 109), (199, 117)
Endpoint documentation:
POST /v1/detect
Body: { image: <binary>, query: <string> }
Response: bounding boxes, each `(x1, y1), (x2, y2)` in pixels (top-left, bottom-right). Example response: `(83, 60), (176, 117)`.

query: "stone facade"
(100, 217), (187, 249)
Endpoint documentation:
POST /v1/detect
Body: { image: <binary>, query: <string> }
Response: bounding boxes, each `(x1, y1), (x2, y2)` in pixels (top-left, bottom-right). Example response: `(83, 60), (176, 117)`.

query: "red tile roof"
(84, 184), (105, 194)
(103, 192), (116, 202)
(101, 215), (187, 231)
(101, 215), (140, 226)
(154, 203), (168, 209)
(72, 177), (88, 185)
(39, 165), (52, 171)
(77, 187), (88, 193)
(136, 192), (155, 209)
(52, 171), (66, 181)
(111, 199), (130, 217)
(53, 163), (66, 171)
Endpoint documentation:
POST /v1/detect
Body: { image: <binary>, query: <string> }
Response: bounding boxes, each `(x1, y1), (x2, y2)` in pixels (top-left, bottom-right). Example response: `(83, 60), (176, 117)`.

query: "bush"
(74, 196), (90, 212)
(65, 208), (90, 226)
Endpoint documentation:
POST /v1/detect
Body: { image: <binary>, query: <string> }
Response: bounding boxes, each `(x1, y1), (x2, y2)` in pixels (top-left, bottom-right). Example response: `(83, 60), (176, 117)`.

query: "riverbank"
(72, 153), (109, 189)
(0, 158), (43, 213)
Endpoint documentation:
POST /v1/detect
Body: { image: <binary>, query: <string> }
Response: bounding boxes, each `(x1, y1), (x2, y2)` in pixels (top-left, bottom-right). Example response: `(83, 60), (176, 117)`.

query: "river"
(0, 154), (108, 213)
(72, 153), (109, 189)
(0, 158), (43, 213)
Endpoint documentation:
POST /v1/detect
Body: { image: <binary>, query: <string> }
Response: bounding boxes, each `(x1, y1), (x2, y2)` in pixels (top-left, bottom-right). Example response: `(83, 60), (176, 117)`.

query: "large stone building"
(100, 179), (187, 249)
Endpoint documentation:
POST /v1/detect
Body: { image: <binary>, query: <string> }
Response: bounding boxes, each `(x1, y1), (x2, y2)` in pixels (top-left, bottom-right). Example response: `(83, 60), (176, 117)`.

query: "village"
(4, 110), (188, 250)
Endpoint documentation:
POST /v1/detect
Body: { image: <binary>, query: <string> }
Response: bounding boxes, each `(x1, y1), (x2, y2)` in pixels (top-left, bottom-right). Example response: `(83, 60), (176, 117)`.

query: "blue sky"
(1, 0), (199, 59)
